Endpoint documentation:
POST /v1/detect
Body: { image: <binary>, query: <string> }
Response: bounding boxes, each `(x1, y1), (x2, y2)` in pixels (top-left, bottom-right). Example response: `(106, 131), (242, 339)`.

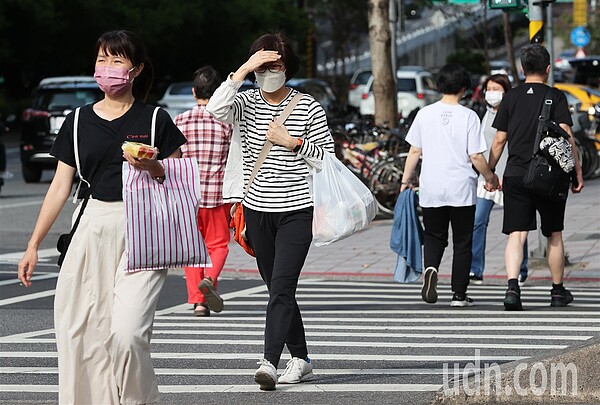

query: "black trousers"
(244, 206), (313, 367)
(421, 205), (475, 294)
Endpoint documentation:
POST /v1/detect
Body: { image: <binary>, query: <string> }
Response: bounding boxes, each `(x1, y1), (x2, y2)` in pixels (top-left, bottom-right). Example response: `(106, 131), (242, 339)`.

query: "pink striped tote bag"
(122, 158), (211, 271)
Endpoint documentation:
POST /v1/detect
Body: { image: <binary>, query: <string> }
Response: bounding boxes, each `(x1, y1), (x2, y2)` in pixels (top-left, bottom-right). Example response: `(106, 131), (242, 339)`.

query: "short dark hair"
(436, 63), (472, 95)
(520, 44), (550, 76)
(95, 30), (154, 102)
(484, 74), (512, 93)
(248, 32), (299, 81)
(192, 66), (220, 100)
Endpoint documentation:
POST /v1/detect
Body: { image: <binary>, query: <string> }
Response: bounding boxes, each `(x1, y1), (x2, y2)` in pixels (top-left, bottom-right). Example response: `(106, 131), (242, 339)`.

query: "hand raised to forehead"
(245, 50), (281, 72)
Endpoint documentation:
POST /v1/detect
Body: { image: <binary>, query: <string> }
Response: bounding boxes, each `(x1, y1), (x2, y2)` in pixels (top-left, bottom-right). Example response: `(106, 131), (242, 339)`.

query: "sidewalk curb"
(433, 337), (600, 404)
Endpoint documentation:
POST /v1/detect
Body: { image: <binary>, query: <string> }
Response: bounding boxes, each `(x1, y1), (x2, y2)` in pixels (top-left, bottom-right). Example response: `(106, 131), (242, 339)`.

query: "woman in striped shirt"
(207, 32), (334, 391)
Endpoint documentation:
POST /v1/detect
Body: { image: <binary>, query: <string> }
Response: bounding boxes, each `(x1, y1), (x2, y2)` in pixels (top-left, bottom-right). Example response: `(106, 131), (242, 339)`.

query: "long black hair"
(94, 30), (154, 102)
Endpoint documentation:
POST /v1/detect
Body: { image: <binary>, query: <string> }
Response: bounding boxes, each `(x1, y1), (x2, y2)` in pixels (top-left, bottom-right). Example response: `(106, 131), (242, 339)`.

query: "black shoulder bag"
(522, 89), (572, 201)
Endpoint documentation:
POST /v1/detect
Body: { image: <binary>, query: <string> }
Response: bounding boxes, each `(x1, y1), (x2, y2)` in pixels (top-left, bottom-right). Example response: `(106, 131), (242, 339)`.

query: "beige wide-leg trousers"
(54, 200), (167, 405)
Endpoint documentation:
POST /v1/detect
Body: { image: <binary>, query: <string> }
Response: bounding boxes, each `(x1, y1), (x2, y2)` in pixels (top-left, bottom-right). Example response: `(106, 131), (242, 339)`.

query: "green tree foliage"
(0, 0), (309, 106)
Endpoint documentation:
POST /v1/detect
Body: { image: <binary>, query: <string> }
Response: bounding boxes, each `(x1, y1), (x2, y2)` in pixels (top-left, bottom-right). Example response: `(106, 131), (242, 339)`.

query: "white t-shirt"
(405, 101), (486, 208)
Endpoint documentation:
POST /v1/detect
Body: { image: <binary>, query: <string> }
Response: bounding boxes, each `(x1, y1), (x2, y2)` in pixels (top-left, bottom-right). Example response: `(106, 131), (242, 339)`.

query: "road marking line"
(0, 290), (56, 307)
(287, 291), (600, 297)
(0, 352), (526, 361)
(0, 329), (54, 342)
(168, 309), (600, 316)
(154, 316), (600, 324)
(217, 300), (600, 307)
(0, 329), (590, 341)
(0, 337), (567, 350)
(0, 273), (58, 286)
(0, 248), (57, 263)
(152, 322), (600, 332)
(0, 383), (443, 393)
(294, 287), (600, 295)
(0, 200), (44, 209)
(154, 284), (267, 316)
(150, 330), (592, 341)
(0, 367), (467, 375)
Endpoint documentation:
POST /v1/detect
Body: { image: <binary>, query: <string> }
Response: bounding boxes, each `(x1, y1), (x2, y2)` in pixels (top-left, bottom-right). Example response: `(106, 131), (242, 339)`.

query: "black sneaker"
(469, 273), (483, 285)
(503, 288), (523, 311)
(551, 288), (573, 307)
(421, 267), (438, 303)
(450, 293), (474, 307)
(518, 273), (528, 287)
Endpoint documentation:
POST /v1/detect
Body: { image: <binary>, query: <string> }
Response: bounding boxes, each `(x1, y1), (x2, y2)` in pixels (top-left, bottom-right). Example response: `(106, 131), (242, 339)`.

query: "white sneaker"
(277, 357), (314, 384)
(254, 359), (277, 390)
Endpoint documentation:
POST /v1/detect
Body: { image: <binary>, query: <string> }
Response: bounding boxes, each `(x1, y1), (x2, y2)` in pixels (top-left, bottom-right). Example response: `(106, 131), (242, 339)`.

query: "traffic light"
(489, 0), (522, 9)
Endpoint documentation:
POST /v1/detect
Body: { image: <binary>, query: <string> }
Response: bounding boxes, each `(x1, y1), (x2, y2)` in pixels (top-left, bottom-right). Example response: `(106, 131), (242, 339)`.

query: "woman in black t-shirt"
(17, 30), (186, 404)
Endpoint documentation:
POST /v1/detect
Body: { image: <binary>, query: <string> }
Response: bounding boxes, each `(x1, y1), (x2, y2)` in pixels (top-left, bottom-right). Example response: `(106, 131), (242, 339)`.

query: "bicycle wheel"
(367, 155), (405, 218)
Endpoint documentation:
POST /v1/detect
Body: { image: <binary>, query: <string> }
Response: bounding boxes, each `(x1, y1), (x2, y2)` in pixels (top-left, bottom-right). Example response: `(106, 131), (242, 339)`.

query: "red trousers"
(184, 203), (231, 304)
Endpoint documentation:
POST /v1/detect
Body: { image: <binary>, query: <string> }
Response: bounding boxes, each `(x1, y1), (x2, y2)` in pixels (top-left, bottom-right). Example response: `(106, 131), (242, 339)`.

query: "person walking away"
(175, 66), (233, 317)
(469, 74), (529, 285)
(400, 63), (499, 307)
(207, 32), (335, 390)
(488, 44), (584, 311)
(17, 30), (187, 404)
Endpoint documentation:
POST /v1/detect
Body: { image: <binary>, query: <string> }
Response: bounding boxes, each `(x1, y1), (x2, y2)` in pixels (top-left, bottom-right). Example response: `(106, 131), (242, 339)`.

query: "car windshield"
(169, 82), (193, 95)
(354, 71), (372, 86)
(36, 89), (102, 110)
(397, 78), (417, 92)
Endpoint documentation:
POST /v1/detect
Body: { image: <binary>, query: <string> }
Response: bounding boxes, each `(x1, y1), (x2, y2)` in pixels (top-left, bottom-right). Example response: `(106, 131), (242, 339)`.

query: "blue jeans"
(471, 197), (528, 277)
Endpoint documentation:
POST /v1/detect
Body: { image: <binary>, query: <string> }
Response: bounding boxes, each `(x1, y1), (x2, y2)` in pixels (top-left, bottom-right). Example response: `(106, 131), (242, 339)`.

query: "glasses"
(256, 64), (285, 73)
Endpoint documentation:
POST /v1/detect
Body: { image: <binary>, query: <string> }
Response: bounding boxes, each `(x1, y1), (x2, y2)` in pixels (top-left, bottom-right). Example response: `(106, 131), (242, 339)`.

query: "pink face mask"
(94, 66), (135, 97)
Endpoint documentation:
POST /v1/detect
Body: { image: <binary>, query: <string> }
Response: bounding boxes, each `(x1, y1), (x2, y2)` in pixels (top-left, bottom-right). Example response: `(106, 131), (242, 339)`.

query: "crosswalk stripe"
(169, 309), (600, 316)
(151, 330), (592, 341)
(0, 329), (590, 341)
(0, 290), (56, 307)
(256, 292), (600, 298)
(0, 367), (464, 375)
(1, 338), (568, 350)
(220, 300), (600, 307)
(154, 316), (600, 323)
(293, 287), (600, 296)
(0, 352), (527, 361)
(153, 322), (600, 332)
(0, 383), (443, 393)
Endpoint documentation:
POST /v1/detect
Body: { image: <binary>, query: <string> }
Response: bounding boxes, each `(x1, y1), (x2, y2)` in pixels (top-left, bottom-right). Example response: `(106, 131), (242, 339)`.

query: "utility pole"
(529, 0), (544, 44)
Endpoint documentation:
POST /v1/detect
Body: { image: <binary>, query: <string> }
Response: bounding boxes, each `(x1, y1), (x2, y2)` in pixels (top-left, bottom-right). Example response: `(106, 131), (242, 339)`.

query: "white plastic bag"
(312, 152), (378, 246)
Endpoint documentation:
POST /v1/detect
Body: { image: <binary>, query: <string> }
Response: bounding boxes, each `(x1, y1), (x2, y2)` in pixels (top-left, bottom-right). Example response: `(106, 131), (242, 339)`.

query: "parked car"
(20, 76), (103, 183)
(348, 68), (372, 109)
(159, 79), (256, 119)
(287, 78), (345, 122)
(157, 81), (195, 119)
(554, 83), (600, 112)
(359, 67), (440, 117)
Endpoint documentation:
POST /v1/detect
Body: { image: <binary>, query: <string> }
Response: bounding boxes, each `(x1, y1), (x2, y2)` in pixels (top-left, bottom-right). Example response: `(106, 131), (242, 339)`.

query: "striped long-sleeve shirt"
(207, 77), (335, 212)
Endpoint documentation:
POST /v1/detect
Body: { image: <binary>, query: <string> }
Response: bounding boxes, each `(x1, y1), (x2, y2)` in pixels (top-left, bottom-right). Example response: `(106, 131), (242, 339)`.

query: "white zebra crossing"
(0, 279), (598, 398)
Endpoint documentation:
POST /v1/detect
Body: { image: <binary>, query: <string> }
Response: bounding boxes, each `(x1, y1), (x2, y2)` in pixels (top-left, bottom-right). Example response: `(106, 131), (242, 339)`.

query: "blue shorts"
(502, 176), (566, 237)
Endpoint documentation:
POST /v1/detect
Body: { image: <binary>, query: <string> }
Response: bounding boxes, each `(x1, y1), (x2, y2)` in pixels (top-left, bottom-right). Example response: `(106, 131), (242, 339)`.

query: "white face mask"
(255, 70), (286, 92)
(485, 91), (503, 108)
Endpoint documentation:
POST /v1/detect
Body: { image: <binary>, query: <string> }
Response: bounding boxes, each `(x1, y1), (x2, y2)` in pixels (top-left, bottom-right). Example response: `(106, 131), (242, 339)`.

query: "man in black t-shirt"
(488, 44), (584, 311)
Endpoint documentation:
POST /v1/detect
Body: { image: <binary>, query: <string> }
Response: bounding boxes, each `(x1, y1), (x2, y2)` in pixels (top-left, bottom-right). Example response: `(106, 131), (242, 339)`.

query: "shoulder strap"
(244, 92), (304, 195)
(532, 88), (553, 155)
(151, 106), (159, 147)
(72, 108), (88, 203)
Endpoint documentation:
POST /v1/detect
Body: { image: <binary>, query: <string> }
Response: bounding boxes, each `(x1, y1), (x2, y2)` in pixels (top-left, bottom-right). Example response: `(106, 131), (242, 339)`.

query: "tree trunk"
(368, 0), (397, 127)
(503, 11), (520, 85)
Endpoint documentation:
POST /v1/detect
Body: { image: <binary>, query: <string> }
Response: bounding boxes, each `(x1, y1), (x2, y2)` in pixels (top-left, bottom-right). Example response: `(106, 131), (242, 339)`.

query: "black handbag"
(56, 146), (117, 267)
(522, 91), (572, 201)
